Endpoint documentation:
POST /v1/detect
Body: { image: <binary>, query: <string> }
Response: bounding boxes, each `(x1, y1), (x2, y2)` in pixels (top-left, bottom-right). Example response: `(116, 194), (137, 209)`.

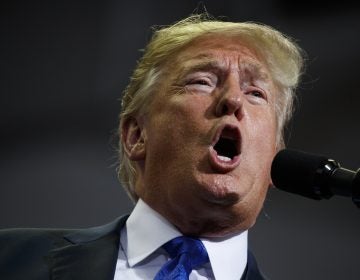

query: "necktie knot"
(155, 236), (209, 280)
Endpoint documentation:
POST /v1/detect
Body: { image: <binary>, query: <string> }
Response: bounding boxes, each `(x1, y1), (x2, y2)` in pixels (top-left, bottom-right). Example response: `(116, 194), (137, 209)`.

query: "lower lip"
(208, 147), (241, 173)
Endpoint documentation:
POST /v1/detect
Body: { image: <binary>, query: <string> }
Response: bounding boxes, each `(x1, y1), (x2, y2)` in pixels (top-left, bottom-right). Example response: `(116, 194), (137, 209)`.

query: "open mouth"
(209, 125), (241, 170)
(214, 136), (239, 162)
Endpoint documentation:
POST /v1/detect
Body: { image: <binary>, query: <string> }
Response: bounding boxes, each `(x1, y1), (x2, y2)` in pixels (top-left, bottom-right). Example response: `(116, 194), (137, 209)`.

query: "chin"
(197, 173), (247, 207)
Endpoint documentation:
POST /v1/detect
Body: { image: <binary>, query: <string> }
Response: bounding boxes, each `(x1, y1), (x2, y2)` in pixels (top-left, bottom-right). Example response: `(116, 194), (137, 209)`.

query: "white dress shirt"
(114, 199), (248, 280)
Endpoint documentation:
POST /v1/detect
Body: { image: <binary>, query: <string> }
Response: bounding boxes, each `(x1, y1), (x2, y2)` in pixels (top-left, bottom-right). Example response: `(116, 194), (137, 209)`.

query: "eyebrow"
(240, 61), (270, 81)
(179, 57), (226, 77)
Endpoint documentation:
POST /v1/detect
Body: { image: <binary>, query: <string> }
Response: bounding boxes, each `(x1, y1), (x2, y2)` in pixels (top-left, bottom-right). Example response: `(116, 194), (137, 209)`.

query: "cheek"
(146, 102), (202, 156)
(249, 109), (277, 147)
(244, 110), (277, 177)
(156, 95), (212, 137)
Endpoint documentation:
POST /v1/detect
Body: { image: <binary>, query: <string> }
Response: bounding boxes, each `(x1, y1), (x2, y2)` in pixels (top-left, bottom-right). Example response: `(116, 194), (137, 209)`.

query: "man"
(0, 15), (303, 279)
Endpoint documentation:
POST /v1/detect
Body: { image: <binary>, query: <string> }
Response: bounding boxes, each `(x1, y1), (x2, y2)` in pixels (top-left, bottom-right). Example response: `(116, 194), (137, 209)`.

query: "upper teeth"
(217, 155), (231, 162)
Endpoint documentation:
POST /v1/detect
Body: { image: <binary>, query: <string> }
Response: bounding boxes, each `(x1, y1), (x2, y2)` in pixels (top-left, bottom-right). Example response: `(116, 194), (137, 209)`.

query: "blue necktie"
(154, 236), (210, 280)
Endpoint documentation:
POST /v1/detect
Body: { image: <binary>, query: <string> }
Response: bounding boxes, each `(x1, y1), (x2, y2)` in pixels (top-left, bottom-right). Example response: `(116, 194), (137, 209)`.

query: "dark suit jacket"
(0, 216), (266, 280)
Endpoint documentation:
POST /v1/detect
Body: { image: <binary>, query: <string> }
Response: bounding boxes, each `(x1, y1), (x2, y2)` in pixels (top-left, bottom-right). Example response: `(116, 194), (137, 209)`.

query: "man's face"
(135, 35), (278, 237)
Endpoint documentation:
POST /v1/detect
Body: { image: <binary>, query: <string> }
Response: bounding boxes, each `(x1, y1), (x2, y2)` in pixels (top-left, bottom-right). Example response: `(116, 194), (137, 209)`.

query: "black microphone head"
(271, 149), (329, 200)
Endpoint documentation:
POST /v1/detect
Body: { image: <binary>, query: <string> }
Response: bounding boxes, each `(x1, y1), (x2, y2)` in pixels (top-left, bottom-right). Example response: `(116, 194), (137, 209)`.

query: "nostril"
(221, 104), (228, 115)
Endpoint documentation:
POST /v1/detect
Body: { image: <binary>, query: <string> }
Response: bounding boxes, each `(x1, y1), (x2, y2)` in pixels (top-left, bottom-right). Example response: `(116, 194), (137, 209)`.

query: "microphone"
(271, 149), (360, 208)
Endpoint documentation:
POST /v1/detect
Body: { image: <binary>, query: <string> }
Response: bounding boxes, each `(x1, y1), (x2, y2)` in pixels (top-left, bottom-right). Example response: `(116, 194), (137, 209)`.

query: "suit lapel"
(48, 215), (128, 280)
(241, 251), (267, 280)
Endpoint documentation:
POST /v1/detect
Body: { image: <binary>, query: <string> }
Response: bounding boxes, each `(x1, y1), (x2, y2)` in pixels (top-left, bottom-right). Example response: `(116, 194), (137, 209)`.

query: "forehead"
(167, 35), (270, 78)
(181, 35), (258, 58)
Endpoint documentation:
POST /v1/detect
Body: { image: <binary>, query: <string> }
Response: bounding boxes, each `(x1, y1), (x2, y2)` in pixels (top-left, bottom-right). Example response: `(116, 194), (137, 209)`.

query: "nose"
(215, 82), (243, 120)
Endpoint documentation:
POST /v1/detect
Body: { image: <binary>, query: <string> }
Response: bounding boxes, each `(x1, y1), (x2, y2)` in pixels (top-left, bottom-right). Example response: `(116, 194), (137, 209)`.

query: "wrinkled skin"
(123, 35), (278, 237)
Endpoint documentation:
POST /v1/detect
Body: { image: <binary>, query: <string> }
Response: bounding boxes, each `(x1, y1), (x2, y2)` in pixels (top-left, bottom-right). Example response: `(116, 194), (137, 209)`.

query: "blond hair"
(118, 14), (304, 201)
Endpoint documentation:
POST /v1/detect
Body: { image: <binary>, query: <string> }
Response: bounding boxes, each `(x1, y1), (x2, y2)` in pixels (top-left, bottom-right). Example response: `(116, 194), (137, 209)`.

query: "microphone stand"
(352, 169), (360, 208)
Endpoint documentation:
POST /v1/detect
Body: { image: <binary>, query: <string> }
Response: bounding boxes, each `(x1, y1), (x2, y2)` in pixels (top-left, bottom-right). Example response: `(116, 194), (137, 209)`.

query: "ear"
(121, 117), (146, 161)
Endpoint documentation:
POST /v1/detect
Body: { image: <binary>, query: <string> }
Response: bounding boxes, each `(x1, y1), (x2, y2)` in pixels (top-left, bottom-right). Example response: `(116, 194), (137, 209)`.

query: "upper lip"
(211, 123), (242, 157)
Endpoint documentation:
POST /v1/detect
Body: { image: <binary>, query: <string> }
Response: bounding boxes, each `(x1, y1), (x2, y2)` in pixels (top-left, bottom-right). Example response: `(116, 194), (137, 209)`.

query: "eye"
(249, 90), (265, 99)
(246, 88), (268, 104)
(184, 73), (217, 94)
(190, 78), (211, 86)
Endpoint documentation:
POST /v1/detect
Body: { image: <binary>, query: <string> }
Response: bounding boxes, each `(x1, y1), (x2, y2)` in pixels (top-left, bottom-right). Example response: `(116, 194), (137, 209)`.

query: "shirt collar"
(123, 199), (181, 267)
(201, 231), (248, 280)
(122, 199), (248, 280)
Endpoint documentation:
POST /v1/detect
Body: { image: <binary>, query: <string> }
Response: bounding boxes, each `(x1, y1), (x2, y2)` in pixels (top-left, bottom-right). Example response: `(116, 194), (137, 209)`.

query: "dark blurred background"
(1, 0), (360, 279)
